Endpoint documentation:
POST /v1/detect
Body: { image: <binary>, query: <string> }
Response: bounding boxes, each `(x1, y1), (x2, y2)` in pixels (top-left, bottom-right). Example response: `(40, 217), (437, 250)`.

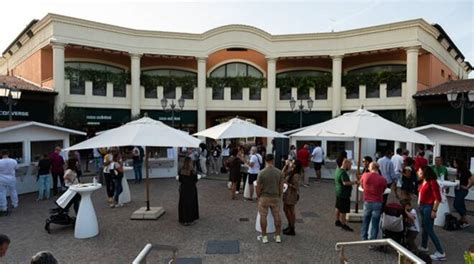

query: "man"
(424, 145), (434, 165)
(132, 146), (144, 184)
(245, 146), (262, 200)
(377, 150), (397, 205)
(0, 150), (19, 216)
(360, 162), (387, 240)
(391, 148), (404, 187)
(431, 156), (448, 180)
(311, 143), (324, 182)
(256, 154), (283, 244)
(362, 156), (373, 173)
(49, 146), (65, 195)
(334, 159), (357, 232)
(414, 151), (428, 172)
(0, 234), (10, 257)
(297, 144), (311, 187)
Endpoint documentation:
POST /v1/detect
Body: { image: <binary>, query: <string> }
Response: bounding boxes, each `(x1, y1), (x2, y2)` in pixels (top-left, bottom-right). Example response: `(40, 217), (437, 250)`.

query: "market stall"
(0, 121), (86, 194)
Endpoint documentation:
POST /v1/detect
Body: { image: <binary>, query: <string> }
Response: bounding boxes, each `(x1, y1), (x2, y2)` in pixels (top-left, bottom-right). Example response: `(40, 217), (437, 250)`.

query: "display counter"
(124, 158), (178, 179)
(15, 163), (39, 194)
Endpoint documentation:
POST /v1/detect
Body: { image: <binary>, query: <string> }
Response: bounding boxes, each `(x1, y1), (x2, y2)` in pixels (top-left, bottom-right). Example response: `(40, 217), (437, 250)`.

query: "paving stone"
(301, 211), (319, 218)
(205, 240), (240, 254)
(239, 218), (249, 222)
(164, 258), (202, 264)
(295, 218), (304, 223)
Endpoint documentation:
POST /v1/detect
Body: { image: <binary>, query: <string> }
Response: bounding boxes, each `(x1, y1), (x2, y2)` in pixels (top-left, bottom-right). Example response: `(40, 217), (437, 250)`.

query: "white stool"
(118, 176), (131, 204)
(255, 210), (276, 234)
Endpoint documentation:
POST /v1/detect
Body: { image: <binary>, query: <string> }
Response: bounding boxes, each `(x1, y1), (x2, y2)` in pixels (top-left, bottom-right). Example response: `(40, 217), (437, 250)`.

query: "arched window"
(209, 62), (264, 100)
(276, 70), (330, 100)
(346, 64), (406, 98)
(141, 69), (197, 99)
(65, 62), (127, 97)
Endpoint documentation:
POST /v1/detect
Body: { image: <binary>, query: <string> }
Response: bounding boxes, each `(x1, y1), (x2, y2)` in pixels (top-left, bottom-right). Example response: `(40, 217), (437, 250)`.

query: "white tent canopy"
(291, 109), (433, 145)
(193, 117), (287, 139)
(66, 117), (201, 150)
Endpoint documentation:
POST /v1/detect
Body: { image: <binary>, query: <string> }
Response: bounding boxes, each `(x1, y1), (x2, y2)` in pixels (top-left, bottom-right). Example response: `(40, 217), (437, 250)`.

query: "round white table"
(434, 180), (459, 227)
(69, 183), (102, 239)
(255, 210), (276, 234)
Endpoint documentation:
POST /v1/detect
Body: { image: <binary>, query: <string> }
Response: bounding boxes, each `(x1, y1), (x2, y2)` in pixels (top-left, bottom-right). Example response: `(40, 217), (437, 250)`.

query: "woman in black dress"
(227, 149), (243, 200)
(178, 157), (199, 226)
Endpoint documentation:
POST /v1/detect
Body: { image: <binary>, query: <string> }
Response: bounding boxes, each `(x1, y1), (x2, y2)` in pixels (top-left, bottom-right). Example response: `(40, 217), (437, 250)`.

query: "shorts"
(335, 197), (351, 213)
(248, 173), (258, 185)
(258, 196), (281, 218)
(313, 162), (323, 170)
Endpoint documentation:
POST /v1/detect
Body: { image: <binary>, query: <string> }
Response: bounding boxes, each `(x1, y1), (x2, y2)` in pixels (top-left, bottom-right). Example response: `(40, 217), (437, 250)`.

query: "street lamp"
(446, 90), (474, 125)
(161, 97), (185, 127)
(290, 96), (314, 128)
(0, 83), (22, 121)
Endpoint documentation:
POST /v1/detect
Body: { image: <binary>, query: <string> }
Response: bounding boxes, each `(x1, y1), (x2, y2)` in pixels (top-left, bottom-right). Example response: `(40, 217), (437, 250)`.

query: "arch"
(65, 58), (128, 71)
(140, 66), (197, 74)
(276, 67), (331, 75)
(345, 62), (406, 74)
(205, 43), (271, 59)
(207, 48), (267, 76)
(208, 60), (265, 78)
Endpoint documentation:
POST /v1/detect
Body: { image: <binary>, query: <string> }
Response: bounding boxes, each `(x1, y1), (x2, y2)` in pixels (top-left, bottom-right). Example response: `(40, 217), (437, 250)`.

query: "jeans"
(133, 162), (143, 183)
(113, 176), (123, 203)
(453, 188), (468, 217)
(420, 204), (444, 254)
(37, 174), (52, 199)
(361, 202), (383, 240)
(0, 176), (18, 211)
(51, 172), (64, 195)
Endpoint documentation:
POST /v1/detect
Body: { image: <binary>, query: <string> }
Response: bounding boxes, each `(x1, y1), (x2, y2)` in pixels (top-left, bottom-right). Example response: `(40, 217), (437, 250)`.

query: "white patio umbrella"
(66, 117), (201, 211)
(193, 117), (288, 139)
(291, 108), (433, 213)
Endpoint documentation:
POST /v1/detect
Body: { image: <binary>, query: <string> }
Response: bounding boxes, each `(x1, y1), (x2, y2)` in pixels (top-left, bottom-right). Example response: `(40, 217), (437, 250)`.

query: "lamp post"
(0, 83), (22, 121)
(290, 96), (314, 128)
(446, 90), (474, 125)
(161, 97), (185, 127)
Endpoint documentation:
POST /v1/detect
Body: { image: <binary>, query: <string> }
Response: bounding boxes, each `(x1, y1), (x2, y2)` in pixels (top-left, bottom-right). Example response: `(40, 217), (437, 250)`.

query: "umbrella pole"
(355, 138), (362, 214)
(145, 148), (150, 211)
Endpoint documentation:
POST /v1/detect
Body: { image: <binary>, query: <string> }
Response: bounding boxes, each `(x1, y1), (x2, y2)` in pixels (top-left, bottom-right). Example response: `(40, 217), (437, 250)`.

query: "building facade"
(0, 13), (471, 133)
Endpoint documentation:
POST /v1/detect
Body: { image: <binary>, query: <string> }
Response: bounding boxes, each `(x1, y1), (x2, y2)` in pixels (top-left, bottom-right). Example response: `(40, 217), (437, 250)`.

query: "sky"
(2, 0), (473, 76)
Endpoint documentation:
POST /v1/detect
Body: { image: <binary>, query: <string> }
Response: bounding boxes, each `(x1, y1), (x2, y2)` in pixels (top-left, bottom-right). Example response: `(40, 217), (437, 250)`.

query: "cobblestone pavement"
(1, 176), (473, 263)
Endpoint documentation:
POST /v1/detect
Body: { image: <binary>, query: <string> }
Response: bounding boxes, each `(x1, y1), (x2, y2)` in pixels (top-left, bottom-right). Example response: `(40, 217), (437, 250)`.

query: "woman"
(36, 153), (52, 201)
(282, 159), (301, 236)
(288, 145), (297, 161)
(63, 158), (80, 214)
(198, 143), (208, 176)
(227, 149), (243, 200)
(417, 165), (446, 261)
(178, 157), (199, 226)
(110, 152), (124, 208)
(453, 159), (473, 228)
(400, 166), (414, 200)
(103, 149), (115, 205)
(336, 151), (348, 168)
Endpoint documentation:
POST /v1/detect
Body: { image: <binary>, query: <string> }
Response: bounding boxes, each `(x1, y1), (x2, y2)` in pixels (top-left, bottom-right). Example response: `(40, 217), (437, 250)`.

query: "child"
(400, 167), (414, 200)
(401, 199), (419, 252)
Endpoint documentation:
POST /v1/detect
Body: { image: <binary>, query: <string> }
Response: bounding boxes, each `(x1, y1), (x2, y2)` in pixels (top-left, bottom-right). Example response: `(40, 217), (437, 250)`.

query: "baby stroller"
(381, 203), (405, 245)
(44, 189), (79, 234)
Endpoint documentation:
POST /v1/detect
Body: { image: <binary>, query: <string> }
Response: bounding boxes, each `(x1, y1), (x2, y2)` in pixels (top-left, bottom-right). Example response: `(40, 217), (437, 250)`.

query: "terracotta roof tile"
(414, 79), (474, 97)
(0, 75), (56, 93)
(440, 124), (474, 135)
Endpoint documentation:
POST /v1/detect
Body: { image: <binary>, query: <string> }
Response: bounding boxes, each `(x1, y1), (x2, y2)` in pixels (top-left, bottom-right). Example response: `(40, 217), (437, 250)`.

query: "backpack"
(256, 154), (264, 170)
(443, 214), (461, 231)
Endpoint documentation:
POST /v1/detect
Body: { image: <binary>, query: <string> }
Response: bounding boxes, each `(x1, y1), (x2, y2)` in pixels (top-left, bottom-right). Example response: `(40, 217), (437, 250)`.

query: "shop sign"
(158, 116), (181, 121)
(0, 110), (29, 117)
(86, 115), (113, 121)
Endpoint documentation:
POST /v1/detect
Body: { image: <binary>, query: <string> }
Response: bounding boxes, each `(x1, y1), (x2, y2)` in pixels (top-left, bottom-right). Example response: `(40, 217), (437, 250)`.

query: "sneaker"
(261, 235), (269, 244)
(109, 203), (116, 208)
(460, 222), (471, 229)
(275, 235), (282, 243)
(335, 220), (342, 227)
(430, 251), (446, 261)
(341, 224), (354, 232)
(114, 203), (123, 208)
(303, 184), (309, 188)
(418, 246), (429, 252)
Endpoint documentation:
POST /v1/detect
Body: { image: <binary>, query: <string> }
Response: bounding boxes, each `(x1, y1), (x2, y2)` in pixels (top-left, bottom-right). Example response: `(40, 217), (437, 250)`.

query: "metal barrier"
(132, 243), (178, 264)
(335, 239), (425, 264)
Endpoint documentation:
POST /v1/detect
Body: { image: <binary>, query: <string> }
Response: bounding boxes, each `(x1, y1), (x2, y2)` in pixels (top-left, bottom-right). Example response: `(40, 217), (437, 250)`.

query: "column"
(130, 53), (142, 117)
(266, 58), (277, 153)
(406, 47), (419, 119)
(197, 57), (207, 132)
(331, 55), (343, 117)
(52, 42), (65, 114)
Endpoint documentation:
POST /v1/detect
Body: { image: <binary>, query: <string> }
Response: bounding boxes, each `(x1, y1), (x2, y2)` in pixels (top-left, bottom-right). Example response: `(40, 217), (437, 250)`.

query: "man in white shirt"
(0, 150), (19, 216)
(245, 146), (262, 200)
(391, 148), (404, 190)
(311, 143), (324, 182)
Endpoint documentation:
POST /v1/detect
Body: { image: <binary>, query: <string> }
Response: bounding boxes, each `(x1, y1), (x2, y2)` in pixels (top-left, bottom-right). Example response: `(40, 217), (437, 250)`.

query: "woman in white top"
(63, 158), (80, 214)
(110, 152), (124, 208)
(103, 149), (115, 205)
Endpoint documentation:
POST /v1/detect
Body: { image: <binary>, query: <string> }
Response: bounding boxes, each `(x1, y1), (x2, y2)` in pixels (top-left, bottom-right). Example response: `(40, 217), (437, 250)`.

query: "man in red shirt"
(49, 146), (65, 196)
(360, 162), (387, 240)
(414, 151), (428, 172)
(297, 144), (310, 187)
